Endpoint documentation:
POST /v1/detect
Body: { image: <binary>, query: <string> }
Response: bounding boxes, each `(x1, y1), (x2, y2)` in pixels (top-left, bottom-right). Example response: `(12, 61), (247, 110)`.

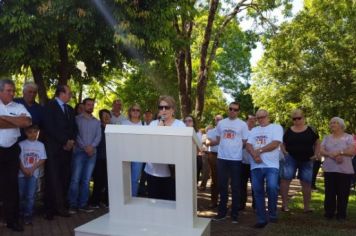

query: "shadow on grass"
(265, 178), (356, 236)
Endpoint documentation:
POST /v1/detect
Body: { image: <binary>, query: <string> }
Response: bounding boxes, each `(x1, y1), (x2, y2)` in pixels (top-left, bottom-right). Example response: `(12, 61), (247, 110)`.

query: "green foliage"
(249, 0), (356, 133)
(0, 0), (123, 88)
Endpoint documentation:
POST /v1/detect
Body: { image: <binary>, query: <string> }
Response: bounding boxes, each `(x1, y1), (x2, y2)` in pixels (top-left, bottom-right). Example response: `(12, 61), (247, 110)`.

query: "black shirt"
(283, 126), (319, 161)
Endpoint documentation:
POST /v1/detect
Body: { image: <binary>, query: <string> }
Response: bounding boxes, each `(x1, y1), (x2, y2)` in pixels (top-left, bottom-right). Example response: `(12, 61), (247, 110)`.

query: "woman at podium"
(144, 96), (185, 200)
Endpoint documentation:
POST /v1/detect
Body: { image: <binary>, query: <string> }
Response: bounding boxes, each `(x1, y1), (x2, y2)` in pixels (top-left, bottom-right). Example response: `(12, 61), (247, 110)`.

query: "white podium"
(75, 125), (210, 236)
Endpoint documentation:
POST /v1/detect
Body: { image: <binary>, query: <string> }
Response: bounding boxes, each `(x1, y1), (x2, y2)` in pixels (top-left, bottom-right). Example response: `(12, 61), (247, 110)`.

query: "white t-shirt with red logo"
(18, 140), (47, 178)
(247, 124), (283, 170)
(216, 118), (249, 161)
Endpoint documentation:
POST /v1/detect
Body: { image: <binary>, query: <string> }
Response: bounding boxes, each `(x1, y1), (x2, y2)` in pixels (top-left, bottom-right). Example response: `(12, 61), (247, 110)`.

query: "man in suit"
(43, 85), (76, 219)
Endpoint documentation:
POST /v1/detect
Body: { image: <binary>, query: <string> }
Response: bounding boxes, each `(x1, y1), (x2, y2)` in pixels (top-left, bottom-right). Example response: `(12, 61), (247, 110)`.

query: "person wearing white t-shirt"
(211, 102), (249, 224)
(246, 109), (283, 228)
(144, 96), (185, 200)
(0, 79), (32, 232)
(205, 114), (223, 208)
(122, 104), (144, 197)
(18, 125), (47, 225)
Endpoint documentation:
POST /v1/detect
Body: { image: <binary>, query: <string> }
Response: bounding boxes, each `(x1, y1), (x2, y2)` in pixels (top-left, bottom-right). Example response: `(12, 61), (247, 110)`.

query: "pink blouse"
(322, 133), (354, 174)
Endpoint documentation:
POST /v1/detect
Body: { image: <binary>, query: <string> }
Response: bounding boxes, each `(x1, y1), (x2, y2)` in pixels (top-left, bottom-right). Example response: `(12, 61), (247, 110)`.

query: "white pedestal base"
(75, 214), (210, 236)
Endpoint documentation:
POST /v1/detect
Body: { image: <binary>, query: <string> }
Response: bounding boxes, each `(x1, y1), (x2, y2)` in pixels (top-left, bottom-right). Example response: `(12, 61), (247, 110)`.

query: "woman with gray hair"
(320, 117), (355, 220)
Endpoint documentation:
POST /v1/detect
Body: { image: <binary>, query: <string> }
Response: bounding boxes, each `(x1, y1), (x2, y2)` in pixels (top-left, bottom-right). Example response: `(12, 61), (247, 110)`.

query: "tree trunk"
(195, 0), (219, 121)
(57, 33), (70, 85)
(31, 67), (48, 105)
(185, 45), (192, 114)
(175, 49), (190, 118)
(173, 16), (194, 118)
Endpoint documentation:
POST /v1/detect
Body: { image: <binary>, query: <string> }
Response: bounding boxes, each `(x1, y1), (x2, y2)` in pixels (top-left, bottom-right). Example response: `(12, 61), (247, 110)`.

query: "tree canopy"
(249, 0), (356, 133)
(2, 0), (353, 131)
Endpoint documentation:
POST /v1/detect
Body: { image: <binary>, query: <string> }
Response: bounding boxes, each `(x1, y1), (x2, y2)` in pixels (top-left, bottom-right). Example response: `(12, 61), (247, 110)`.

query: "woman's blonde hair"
(127, 103), (141, 120)
(158, 95), (176, 112)
(291, 109), (304, 118)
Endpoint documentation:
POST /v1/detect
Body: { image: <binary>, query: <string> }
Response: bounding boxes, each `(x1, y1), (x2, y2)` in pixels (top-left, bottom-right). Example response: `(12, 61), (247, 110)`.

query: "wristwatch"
(340, 150), (344, 155)
(259, 148), (263, 154)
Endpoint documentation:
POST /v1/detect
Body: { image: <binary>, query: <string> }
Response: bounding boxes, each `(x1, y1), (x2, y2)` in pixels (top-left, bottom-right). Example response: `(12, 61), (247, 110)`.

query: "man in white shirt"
(0, 79), (32, 232)
(211, 102), (249, 223)
(246, 109), (283, 228)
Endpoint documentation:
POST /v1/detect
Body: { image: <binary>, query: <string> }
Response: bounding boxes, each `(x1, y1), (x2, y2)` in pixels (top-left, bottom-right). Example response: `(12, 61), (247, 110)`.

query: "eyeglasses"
(158, 105), (171, 110)
(131, 109), (140, 112)
(256, 115), (267, 120)
(229, 107), (239, 112)
(184, 119), (193, 123)
(292, 117), (302, 121)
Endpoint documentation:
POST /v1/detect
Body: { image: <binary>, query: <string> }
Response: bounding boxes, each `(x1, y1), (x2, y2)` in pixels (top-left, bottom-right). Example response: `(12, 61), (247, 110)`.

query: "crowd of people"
(0, 78), (356, 232)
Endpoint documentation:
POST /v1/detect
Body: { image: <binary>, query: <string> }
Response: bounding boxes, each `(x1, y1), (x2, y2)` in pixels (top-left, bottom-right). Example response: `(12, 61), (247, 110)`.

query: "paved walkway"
(0, 179), (302, 236)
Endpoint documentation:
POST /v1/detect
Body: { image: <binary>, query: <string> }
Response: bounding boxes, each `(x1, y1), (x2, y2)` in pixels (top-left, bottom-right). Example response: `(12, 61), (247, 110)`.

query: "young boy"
(18, 125), (47, 225)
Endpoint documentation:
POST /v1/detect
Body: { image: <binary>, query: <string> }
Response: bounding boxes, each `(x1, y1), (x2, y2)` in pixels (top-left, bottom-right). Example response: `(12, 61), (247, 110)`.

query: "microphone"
(160, 115), (166, 126)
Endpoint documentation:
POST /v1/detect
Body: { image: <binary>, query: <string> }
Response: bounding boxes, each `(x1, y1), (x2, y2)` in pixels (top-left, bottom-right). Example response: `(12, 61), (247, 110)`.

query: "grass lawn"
(265, 178), (356, 236)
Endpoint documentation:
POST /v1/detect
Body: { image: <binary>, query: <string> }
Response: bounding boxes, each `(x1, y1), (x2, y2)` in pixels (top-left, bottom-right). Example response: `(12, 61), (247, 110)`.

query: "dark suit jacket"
(42, 98), (77, 213)
(43, 99), (77, 153)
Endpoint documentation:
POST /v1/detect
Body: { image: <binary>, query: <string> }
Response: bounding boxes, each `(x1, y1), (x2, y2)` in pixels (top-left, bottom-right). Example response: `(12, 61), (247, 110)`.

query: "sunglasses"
(257, 115), (267, 120)
(158, 105), (171, 110)
(292, 117), (302, 121)
(184, 119), (193, 123)
(229, 107), (239, 112)
(131, 108), (140, 112)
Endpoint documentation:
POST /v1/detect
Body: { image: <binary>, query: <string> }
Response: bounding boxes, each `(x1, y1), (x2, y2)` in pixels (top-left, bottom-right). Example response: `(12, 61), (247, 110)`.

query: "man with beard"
(68, 98), (101, 214)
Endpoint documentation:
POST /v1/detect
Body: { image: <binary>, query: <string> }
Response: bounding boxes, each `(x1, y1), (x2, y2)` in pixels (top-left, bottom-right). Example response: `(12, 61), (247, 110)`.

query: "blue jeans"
(282, 154), (313, 184)
(18, 176), (38, 218)
(217, 159), (241, 217)
(131, 162), (143, 197)
(251, 168), (279, 224)
(68, 149), (97, 208)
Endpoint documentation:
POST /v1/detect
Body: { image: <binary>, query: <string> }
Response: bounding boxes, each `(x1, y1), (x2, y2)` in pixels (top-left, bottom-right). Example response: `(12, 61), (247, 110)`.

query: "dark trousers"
(312, 160), (322, 187)
(44, 148), (72, 215)
(217, 159), (241, 217)
(324, 172), (352, 219)
(146, 173), (175, 201)
(197, 155), (203, 182)
(207, 152), (218, 205)
(0, 144), (21, 224)
(240, 163), (254, 209)
(137, 163), (148, 197)
(90, 159), (108, 206)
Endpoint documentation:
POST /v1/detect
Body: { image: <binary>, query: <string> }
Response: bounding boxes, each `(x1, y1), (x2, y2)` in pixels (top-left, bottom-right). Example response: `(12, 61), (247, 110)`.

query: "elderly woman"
(280, 109), (320, 212)
(144, 96), (185, 200)
(320, 117), (355, 220)
(122, 104), (143, 197)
